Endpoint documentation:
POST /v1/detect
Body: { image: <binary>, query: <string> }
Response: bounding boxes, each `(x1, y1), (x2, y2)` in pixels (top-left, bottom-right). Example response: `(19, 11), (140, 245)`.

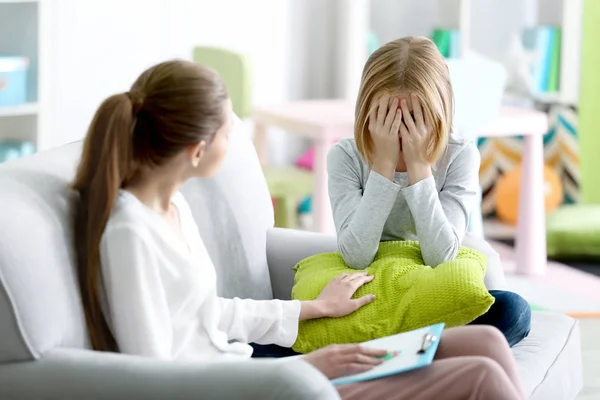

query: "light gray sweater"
(327, 135), (480, 269)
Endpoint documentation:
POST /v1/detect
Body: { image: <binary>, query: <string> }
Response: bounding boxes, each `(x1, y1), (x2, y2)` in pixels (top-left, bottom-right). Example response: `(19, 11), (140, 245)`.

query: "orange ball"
(495, 164), (563, 225)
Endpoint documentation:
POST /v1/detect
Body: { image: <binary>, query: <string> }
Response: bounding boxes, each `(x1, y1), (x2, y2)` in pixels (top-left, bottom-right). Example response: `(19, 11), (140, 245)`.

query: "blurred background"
(0, 0), (598, 398)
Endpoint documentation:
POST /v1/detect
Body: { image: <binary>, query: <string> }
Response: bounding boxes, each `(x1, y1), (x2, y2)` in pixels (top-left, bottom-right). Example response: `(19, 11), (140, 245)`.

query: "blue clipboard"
(331, 323), (445, 386)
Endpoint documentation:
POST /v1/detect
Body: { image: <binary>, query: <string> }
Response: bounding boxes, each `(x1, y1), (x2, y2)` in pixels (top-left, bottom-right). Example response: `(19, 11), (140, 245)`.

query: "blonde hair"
(355, 36), (453, 166)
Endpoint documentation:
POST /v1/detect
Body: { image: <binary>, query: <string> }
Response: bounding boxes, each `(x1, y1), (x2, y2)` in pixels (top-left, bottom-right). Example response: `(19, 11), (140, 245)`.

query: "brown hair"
(72, 60), (228, 351)
(355, 36), (453, 166)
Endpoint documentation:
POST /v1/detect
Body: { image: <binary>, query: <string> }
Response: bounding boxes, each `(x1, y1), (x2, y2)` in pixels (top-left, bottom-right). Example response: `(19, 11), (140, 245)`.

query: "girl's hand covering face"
(368, 94), (404, 170)
(399, 93), (431, 167)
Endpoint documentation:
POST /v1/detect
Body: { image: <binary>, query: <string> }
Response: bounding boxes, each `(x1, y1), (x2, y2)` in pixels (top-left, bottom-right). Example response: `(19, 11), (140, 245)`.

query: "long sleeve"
(402, 143), (480, 267)
(327, 144), (401, 269)
(217, 298), (301, 347)
(100, 225), (173, 359)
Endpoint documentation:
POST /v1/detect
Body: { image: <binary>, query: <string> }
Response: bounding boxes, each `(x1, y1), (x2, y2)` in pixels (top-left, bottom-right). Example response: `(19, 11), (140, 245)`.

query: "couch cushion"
(0, 115), (275, 363)
(512, 311), (582, 399)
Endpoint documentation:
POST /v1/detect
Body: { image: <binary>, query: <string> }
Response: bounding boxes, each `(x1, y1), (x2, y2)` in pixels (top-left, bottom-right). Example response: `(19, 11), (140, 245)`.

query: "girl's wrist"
(407, 162), (432, 185)
(372, 161), (397, 181)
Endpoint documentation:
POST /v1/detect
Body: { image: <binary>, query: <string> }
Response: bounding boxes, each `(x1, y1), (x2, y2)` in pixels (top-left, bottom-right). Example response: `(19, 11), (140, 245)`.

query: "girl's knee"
(490, 291), (532, 345)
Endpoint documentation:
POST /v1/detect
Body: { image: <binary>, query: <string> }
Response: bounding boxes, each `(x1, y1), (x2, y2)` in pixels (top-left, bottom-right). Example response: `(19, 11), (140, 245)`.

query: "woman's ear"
(188, 141), (207, 168)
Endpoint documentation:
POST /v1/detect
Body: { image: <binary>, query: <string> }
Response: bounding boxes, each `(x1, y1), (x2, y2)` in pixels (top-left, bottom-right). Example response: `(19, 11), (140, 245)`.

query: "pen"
(377, 350), (402, 361)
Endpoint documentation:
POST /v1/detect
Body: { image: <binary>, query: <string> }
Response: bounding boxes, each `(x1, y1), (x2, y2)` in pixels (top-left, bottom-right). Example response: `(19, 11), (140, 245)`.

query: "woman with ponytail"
(72, 60), (525, 399)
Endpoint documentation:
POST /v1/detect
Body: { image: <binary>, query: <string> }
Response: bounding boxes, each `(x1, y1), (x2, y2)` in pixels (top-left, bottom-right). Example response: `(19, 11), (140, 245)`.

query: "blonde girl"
(327, 37), (531, 347)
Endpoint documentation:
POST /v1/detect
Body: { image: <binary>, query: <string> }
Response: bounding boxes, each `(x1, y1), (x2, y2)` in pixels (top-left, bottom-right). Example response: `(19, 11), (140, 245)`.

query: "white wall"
(43, 0), (294, 151)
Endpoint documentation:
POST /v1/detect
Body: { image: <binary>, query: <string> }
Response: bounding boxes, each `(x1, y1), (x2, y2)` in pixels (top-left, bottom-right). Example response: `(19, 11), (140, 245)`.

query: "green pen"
(378, 350), (402, 361)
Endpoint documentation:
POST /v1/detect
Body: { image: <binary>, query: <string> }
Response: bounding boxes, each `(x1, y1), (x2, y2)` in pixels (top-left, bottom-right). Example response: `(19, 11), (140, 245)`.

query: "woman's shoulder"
(103, 191), (154, 243)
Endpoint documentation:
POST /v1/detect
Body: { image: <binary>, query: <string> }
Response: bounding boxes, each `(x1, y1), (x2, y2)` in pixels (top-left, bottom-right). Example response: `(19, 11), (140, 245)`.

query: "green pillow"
(291, 241), (494, 353)
(547, 204), (600, 259)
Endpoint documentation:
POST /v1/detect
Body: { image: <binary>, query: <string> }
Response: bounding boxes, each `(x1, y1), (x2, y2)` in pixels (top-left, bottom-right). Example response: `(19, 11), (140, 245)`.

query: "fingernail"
(370, 294), (376, 300)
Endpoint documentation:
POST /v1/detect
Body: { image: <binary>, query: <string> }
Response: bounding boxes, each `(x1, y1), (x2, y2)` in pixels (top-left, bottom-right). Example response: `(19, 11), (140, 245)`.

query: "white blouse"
(99, 190), (301, 361)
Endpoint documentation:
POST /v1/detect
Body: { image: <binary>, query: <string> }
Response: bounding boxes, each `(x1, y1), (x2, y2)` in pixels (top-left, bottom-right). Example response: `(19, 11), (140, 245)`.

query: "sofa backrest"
(0, 115), (274, 363)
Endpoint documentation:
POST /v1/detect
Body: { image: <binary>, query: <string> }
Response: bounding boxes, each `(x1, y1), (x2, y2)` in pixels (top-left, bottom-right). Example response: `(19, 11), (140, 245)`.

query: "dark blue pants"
(251, 290), (531, 358)
(250, 343), (299, 358)
(469, 290), (531, 347)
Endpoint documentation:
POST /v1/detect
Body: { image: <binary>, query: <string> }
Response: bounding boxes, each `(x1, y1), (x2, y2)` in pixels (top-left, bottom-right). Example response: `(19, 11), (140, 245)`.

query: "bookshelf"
(0, 0), (50, 150)
(369, 0), (582, 106)
(530, 0), (582, 106)
(469, 0), (582, 106)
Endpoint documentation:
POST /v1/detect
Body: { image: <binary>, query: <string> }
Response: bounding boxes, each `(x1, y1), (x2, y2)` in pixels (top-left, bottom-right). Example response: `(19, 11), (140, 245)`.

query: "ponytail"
(73, 93), (137, 351)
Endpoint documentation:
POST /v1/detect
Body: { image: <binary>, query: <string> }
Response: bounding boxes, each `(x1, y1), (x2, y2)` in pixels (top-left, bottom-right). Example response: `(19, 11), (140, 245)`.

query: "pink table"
(253, 100), (548, 276)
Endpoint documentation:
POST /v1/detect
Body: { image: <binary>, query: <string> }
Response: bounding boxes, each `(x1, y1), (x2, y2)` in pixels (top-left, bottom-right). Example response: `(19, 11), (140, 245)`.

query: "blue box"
(0, 140), (36, 163)
(0, 57), (29, 107)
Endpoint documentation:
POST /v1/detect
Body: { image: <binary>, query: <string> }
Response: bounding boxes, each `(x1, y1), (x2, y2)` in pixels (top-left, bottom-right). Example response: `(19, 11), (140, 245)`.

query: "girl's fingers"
(391, 108), (403, 134)
(412, 93), (425, 128)
(368, 105), (377, 131)
(399, 119), (410, 138)
(400, 99), (416, 133)
(377, 94), (390, 123)
(383, 98), (399, 130)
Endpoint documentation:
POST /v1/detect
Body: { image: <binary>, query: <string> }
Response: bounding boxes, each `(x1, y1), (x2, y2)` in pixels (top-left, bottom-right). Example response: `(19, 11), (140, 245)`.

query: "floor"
(576, 319), (600, 400)
(491, 241), (600, 316)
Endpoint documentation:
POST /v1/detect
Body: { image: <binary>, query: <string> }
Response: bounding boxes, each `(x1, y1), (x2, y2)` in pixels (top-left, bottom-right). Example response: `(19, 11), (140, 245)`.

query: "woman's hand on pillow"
(317, 271), (376, 318)
(303, 344), (387, 379)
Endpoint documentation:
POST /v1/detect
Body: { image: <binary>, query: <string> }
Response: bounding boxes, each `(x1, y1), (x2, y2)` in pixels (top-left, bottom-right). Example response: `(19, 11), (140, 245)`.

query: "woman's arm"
(403, 143), (480, 267)
(327, 143), (400, 269)
(217, 298), (302, 347)
(218, 272), (376, 347)
(100, 226), (173, 359)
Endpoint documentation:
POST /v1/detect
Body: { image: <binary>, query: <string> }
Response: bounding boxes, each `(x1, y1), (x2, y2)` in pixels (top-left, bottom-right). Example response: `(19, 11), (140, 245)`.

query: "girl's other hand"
(400, 94), (433, 184)
(368, 94), (404, 181)
(317, 271), (375, 318)
(303, 344), (387, 379)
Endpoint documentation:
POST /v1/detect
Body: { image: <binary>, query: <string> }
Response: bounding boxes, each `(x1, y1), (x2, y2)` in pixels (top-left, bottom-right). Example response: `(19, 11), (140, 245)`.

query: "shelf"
(483, 218), (517, 240)
(0, 103), (38, 117)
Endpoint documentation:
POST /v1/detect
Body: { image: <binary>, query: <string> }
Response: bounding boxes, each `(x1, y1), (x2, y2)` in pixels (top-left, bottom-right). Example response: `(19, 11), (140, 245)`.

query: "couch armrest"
(0, 348), (339, 400)
(267, 228), (337, 300)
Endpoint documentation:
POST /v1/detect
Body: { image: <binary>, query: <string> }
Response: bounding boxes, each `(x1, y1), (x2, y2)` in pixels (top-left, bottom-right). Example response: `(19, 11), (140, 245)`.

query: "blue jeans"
(469, 290), (531, 347)
(250, 343), (299, 358)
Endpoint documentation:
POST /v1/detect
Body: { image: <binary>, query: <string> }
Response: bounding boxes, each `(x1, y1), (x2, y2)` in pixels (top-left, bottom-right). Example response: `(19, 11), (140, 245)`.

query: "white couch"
(0, 117), (582, 399)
